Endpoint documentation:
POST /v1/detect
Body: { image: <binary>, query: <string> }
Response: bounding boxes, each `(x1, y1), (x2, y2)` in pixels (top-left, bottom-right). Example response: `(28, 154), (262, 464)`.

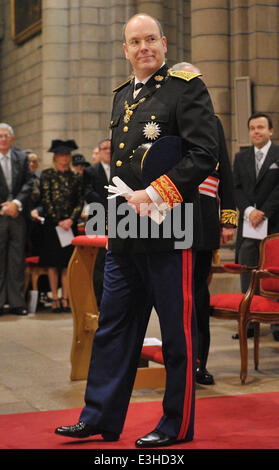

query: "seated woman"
(39, 140), (83, 313)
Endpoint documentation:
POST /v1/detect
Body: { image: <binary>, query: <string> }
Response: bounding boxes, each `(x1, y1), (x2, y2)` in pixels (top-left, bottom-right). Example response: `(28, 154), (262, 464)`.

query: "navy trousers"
(80, 248), (197, 440)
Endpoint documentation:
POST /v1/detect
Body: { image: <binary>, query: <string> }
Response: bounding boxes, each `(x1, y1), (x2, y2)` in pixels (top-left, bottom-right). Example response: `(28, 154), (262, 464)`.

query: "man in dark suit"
(171, 62), (237, 385)
(0, 123), (33, 315)
(55, 13), (218, 447)
(83, 139), (111, 306)
(83, 139), (111, 209)
(233, 112), (279, 339)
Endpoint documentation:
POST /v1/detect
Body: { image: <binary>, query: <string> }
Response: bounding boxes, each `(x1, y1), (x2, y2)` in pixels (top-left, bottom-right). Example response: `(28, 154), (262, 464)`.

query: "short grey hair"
(0, 123), (14, 136)
(171, 62), (201, 74)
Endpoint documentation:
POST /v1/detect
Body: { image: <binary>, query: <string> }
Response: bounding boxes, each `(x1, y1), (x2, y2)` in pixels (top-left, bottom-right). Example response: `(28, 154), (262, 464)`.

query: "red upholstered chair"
(210, 233), (279, 384)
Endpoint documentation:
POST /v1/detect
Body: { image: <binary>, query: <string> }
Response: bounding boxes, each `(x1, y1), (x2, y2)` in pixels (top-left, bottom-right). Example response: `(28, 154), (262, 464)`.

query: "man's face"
(29, 158), (38, 173)
(249, 117), (273, 149)
(0, 128), (13, 154)
(99, 140), (111, 164)
(92, 147), (100, 164)
(123, 16), (167, 81)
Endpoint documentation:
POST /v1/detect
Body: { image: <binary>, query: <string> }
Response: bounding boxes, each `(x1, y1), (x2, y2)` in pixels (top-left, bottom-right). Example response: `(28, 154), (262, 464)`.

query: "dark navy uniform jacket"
(108, 64), (218, 254)
(198, 116), (237, 251)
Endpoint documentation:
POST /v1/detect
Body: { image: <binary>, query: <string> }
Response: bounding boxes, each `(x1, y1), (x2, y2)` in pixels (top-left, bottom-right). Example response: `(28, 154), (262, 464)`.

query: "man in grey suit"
(233, 112), (279, 339)
(0, 123), (33, 315)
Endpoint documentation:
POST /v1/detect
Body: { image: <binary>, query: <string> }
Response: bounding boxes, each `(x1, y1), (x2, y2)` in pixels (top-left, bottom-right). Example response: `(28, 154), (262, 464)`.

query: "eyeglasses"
(0, 134), (12, 139)
(126, 36), (161, 49)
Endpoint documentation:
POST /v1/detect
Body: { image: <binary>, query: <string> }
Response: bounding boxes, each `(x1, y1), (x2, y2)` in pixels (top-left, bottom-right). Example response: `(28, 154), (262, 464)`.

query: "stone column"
(230, 0), (279, 151)
(42, 0), (119, 166)
(136, 0), (163, 20)
(163, 0), (191, 65)
(0, 0), (4, 113)
(108, 0), (136, 93)
(67, 0), (111, 158)
(247, 1), (279, 142)
(41, 0), (69, 167)
(191, 0), (231, 154)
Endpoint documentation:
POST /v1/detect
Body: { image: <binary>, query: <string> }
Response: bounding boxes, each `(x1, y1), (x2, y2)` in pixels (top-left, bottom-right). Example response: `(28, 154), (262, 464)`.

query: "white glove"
(105, 176), (167, 225)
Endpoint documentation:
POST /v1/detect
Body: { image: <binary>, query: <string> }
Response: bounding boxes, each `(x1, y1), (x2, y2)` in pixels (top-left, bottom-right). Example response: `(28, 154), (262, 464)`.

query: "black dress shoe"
(10, 307), (28, 316)
(54, 421), (119, 441)
(135, 430), (185, 448)
(196, 367), (214, 385)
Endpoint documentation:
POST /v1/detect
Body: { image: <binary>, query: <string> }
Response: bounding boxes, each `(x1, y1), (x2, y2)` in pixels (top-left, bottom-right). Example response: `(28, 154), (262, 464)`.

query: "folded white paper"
(105, 176), (167, 225)
(55, 226), (74, 247)
(242, 217), (268, 240)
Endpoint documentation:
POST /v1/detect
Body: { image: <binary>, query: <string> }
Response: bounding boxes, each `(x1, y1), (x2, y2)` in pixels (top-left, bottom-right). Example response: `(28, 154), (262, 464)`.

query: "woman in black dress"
(39, 140), (83, 312)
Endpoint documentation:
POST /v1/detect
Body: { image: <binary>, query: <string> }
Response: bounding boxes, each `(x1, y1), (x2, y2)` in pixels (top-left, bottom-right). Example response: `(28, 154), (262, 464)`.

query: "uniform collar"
(134, 62), (166, 86)
(132, 64), (169, 102)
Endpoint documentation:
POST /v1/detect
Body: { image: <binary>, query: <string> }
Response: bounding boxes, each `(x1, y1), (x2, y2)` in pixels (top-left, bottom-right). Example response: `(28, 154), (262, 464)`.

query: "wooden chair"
(210, 233), (279, 384)
(24, 256), (48, 295)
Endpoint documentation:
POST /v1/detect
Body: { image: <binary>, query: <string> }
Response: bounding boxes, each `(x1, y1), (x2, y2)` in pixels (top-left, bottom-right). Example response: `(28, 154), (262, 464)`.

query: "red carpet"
(0, 392), (278, 450)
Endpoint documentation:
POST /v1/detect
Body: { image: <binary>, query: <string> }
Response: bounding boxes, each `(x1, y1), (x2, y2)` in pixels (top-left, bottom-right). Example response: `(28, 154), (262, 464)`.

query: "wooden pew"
(68, 235), (106, 381)
(67, 235), (166, 389)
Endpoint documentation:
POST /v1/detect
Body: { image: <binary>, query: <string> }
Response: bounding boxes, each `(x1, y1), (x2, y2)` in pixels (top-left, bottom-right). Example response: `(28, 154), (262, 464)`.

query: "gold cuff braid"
(220, 209), (238, 227)
(151, 175), (183, 209)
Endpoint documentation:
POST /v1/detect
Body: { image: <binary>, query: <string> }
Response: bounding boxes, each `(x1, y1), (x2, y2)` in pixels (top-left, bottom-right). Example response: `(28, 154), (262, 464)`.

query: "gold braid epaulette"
(113, 77), (134, 93)
(169, 70), (202, 82)
(220, 209), (238, 227)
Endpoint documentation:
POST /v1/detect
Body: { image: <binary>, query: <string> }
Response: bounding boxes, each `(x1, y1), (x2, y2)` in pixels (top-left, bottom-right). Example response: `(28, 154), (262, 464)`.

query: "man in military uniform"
(55, 13), (218, 448)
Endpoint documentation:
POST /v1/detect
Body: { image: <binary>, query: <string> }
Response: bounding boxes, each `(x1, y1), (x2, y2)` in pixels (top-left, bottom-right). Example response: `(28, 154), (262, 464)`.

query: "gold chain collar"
(123, 98), (146, 123)
(123, 70), (170, 124)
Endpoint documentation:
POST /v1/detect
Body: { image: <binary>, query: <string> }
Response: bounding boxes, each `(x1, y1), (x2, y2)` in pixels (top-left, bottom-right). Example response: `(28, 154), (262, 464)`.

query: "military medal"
(143, 122), (161, 140)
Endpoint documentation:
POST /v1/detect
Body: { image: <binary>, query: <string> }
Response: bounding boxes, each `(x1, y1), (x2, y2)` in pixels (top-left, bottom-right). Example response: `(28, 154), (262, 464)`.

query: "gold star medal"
(143, 122), (161, 140)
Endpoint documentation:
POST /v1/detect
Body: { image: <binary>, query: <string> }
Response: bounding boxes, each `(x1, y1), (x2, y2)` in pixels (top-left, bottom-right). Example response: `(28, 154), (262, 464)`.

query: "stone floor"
(0, 302), (279, 416)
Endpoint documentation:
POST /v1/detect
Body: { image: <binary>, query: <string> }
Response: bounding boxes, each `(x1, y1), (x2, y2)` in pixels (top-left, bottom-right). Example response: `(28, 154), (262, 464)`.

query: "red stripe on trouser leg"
(177, 249), (193, 440)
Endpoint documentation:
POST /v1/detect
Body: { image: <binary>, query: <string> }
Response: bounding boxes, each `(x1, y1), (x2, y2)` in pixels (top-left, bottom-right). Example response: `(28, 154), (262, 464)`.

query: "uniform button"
(151, 115), (156, 120)
(116, 160), (122, 167)
(119, 143), (125, 149)
(123, 126), (129, 132)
